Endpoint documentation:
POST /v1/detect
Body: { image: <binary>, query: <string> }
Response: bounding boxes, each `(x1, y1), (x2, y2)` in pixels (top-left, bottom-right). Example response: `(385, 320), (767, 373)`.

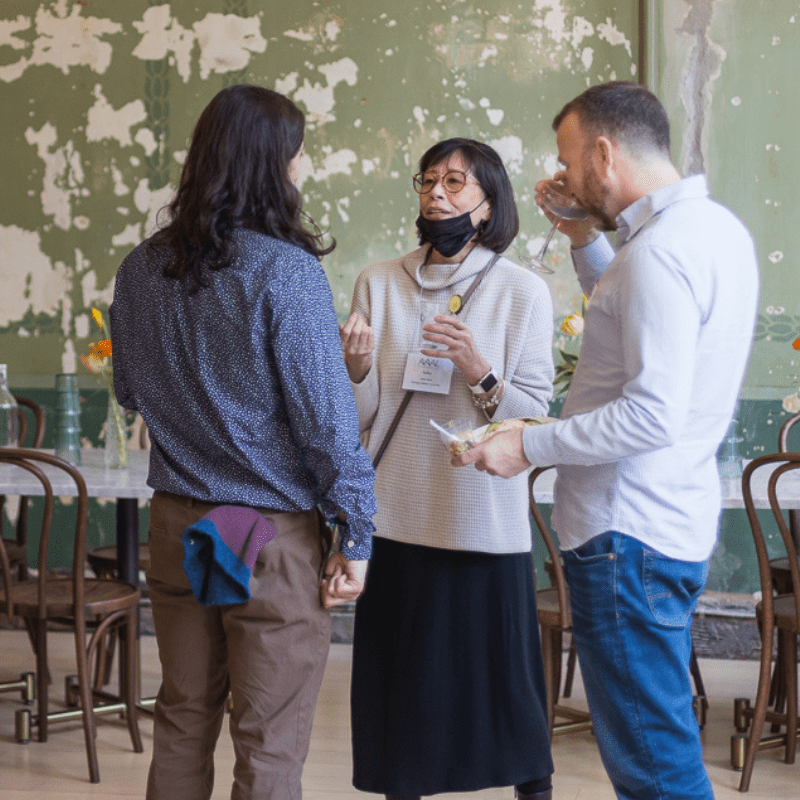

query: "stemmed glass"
(524, 180), (589, 274)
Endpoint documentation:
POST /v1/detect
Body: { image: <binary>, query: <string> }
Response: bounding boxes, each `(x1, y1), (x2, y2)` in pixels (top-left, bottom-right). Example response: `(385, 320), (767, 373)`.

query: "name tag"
(402, 352), (453, 394)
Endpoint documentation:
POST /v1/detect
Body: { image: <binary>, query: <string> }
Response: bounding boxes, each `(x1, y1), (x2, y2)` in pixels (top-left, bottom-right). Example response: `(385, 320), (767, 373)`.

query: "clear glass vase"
(0, 364), (19, 448)
(104, 394), (129, 469)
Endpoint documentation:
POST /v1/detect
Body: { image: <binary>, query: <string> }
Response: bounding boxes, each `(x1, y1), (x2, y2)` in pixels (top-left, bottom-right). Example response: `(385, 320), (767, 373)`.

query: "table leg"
(116, 498), (140, 586)
(114, 498), (154, 713)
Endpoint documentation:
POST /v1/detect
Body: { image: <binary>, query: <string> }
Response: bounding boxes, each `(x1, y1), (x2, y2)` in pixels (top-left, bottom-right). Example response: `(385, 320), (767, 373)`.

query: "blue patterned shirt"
(110, 228), (376, 559)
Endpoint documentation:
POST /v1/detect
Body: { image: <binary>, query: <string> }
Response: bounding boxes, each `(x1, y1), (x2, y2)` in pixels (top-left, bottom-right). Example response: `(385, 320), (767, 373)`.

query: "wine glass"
(524, 181), (590, 275)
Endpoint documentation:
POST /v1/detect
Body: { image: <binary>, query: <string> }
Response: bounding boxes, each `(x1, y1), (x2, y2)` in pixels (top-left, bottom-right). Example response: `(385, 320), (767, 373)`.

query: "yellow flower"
(91, 308), (104, 330)
(560, 312), (584, 337)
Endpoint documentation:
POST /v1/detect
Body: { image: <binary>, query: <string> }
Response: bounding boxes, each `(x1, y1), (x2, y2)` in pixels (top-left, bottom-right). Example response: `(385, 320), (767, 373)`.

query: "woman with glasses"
(338, 138), (555, 800)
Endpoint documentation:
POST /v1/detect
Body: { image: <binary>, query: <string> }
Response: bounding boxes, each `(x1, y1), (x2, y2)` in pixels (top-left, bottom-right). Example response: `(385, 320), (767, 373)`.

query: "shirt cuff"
(522, 420), (560, 470)
(572, 234), (614, 297)
(336, 522), (373, 561)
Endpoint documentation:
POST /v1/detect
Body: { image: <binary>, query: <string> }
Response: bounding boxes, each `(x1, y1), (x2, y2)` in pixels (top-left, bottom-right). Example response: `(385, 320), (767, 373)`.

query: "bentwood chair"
(529, 466), (709, 737)
(0, 397), (46, 704)
(1, 396), (46, 581)
(731, 453), (800, 792)
(0, 448), (143, 783)
(529, 467), (593, 738)
(767, 413), (800, 719)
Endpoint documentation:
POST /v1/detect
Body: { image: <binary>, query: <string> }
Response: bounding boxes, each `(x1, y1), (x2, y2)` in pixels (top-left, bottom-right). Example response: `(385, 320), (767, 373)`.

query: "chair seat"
(756, 595), (799, 634)
(537, 587), (568, 628)
(770, 556), (798, 594)
(2, 538), (27, 563)
(87, 544), (151, 576)
(10, 579), (141, 619)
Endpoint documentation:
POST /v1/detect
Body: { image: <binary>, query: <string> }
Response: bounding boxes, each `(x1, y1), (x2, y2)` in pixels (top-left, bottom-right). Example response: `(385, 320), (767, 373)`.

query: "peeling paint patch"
(293, 57), (358, 126)
(597, 19), (632, 56)
(111, 224), (143, 249)
(486, 108), (504, 125)
(86, 85), (147, 147)
(0, 224), (70, 326)
(194, 13), (266, 79)
(275, 72), (299, 95)
(132, 5), (194, 81)
(284, 28), (315, 42)
(489, 135), (524, 175)
(132, 180), (174, 239)
(25, 122), (85, 231)
(0, 5), (122, 82)
(132, 8), (265, 83)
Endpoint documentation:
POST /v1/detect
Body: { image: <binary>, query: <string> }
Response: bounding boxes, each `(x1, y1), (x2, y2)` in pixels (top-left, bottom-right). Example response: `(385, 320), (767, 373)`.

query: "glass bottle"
(0, 364), (19, 447)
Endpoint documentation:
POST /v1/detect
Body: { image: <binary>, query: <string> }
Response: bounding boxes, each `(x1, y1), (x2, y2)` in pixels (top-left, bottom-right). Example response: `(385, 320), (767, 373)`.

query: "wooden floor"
(0, 629), (797, 799)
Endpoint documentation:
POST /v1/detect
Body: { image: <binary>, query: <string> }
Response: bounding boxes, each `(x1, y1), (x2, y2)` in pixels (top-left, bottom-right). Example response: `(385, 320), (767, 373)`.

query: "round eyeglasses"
(412, 170), (475, 194)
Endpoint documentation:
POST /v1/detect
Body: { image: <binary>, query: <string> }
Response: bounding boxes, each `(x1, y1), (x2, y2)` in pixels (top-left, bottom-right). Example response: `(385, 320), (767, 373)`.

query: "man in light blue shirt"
(454, 82), (759, 800)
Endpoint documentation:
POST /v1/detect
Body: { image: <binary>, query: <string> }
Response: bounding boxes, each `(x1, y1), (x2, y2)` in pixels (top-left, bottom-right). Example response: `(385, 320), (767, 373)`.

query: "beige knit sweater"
(351, 245), (554, 554)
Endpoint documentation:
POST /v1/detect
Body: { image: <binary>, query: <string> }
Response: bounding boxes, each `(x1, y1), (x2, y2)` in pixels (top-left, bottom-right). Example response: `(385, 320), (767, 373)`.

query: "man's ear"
(593, 135), (615, 176)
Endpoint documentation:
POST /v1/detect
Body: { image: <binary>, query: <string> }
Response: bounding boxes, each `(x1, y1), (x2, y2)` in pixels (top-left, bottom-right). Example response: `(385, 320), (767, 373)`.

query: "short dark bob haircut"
(416, 138), (519, 254)
(553, 81), (671, 159)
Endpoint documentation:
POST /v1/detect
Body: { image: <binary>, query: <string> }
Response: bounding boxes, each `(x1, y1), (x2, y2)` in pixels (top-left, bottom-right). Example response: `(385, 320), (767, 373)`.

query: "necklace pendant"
(448, 294), (463, 314)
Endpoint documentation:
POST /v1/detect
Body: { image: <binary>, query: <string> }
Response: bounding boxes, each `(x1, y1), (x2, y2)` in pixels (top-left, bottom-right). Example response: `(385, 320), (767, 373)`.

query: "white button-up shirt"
(523, 175), (759, 561)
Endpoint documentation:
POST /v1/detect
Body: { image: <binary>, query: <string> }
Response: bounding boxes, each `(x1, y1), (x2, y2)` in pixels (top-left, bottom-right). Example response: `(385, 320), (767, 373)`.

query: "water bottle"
(0, 364), (19, 447)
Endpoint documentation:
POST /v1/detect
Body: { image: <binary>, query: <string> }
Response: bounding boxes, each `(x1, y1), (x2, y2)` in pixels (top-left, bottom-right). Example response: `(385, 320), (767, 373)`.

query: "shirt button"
(347, 540), (355, 549)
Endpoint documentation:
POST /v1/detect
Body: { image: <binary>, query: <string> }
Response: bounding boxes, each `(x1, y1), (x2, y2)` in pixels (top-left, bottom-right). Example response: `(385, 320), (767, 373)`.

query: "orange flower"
(793, 337), (800, 350)
(81, 340), (112, 373)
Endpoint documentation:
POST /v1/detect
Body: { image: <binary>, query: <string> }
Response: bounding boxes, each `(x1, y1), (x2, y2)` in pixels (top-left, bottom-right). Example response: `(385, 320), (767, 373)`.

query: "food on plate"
(433, 416), (557, 456)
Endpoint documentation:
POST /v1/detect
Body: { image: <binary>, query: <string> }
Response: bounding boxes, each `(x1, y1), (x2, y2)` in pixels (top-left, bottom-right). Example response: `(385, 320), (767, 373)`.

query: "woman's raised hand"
(420, 315), (490, 386)
(339, 312), (374, 384)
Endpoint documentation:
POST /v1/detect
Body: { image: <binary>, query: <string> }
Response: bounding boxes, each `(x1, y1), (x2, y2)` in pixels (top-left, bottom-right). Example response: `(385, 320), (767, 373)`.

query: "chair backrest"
(529, 466), (570, 629)
(0, 448), (89, 618)
(741, 453), (800, 626)
(778, 412), (800, 544)
(13, 396), (46, 448)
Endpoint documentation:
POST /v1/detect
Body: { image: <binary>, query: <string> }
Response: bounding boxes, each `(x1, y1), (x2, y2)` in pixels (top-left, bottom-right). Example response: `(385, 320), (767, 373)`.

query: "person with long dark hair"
(110, 84), (376, 800)
(340, 138), (555, 800)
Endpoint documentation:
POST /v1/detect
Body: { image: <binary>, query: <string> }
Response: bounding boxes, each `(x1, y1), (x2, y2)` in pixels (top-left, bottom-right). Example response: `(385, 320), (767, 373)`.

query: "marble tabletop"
(2, 450), (799, 511)
(0, 448), (152, 499)
(531, 459), (800, 510)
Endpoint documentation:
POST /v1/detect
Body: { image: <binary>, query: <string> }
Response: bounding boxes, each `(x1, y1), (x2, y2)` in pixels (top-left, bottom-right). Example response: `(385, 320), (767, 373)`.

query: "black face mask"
(416, 198), (487, 258)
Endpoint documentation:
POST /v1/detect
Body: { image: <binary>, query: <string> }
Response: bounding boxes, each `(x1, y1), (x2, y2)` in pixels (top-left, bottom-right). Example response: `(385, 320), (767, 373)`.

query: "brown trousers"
(144, 491), (331, 800)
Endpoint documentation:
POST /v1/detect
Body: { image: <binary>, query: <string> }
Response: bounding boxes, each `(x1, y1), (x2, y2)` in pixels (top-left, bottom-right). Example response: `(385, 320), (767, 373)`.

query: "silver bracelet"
(471, 377), (504, 410)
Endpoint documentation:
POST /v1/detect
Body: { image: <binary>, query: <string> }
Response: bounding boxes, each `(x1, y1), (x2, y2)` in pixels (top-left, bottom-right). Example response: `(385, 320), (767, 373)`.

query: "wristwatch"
(469, 369), (499, 394)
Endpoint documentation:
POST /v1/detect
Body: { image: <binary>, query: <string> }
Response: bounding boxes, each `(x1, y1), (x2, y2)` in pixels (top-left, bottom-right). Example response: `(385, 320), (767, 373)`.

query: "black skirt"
(351, 537), (553, 796)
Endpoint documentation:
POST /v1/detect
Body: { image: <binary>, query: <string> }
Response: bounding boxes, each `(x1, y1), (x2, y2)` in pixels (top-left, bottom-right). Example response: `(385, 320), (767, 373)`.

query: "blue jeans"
(562, 532), (714, 800)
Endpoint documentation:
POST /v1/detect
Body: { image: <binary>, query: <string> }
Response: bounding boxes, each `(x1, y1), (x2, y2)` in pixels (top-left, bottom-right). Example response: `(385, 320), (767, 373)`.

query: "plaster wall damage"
(676, 0), (725, 177)
(1, 1), (637, 373)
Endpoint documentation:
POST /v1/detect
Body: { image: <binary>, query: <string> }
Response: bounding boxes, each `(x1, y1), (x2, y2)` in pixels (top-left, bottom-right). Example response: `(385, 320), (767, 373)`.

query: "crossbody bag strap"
(371, 251), (501, 469)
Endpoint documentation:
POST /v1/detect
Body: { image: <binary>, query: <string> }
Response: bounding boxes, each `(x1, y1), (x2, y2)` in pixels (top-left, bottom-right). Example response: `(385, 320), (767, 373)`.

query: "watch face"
(480, 373), (499, 392)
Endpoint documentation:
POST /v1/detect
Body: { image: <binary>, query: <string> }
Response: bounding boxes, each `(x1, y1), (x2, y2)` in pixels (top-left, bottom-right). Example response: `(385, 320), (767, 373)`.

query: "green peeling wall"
(1, 1), (798, 594)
